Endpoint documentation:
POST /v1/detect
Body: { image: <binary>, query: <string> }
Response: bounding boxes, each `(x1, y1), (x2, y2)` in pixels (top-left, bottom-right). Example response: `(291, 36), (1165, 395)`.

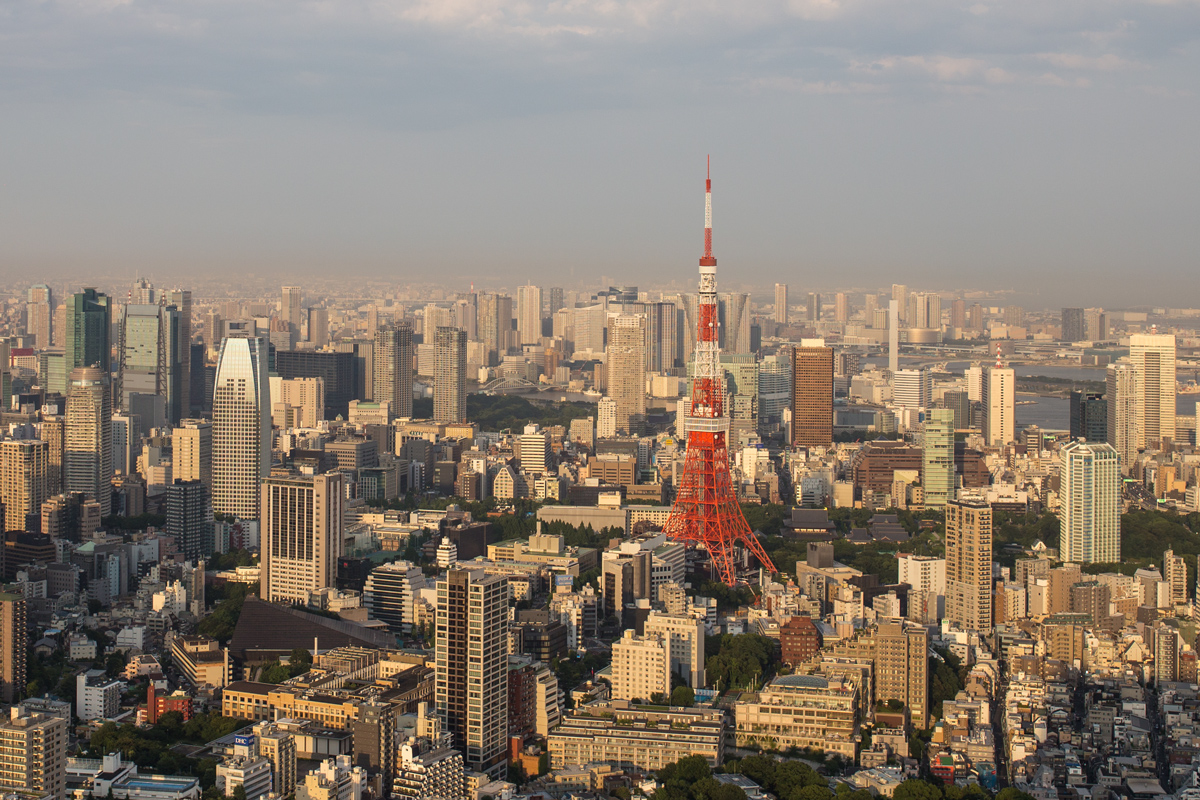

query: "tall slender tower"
(433, 326), (467, 423)
(663, 160), (777, 587)
(65, 367), (113, 517)
(212, 336), (271, 520)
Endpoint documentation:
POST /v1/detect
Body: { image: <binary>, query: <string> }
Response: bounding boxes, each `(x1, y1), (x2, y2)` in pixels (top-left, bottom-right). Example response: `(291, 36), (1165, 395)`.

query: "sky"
(1, 0), (1198, 307)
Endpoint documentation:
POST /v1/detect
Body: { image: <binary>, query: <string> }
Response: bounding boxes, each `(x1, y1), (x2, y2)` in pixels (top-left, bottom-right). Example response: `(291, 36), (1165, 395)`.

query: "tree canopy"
(705, 634), (777, 692)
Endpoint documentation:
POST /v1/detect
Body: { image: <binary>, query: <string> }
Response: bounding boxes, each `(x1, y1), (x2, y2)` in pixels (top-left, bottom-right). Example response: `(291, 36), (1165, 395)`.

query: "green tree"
(105, 651), (127, 677)
(670, 685), (695, 707)
(893, 779), (944, 800)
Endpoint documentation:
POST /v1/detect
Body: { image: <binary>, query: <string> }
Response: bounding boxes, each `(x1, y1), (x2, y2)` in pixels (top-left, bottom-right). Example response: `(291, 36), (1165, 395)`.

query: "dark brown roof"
(228, 596), (395, 661)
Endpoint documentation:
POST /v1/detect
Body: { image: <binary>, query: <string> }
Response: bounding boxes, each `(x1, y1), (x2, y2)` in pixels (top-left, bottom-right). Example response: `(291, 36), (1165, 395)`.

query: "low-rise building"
(76, 670), (121, 722)
(733, 674), (859, 758)
(171, 636), (232, 688)
(547, 701), (726, 771)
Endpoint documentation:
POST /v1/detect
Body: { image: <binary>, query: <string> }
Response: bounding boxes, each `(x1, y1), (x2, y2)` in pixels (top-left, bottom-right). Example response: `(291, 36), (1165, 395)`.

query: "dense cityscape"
(0, 166), (1197, 800)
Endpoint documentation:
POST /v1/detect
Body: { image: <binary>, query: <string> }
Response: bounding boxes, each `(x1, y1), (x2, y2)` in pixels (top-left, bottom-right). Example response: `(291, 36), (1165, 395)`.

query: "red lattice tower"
(662, 158), (778, 587)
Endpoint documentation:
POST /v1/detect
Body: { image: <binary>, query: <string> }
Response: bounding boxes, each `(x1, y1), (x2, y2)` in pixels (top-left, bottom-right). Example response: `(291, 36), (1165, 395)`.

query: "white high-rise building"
(517, 424), (550, 476)
(1129, 333), (1176, 449)
(597, 397), (617, 439)
(1106, 362), (1139, 470)
(834, 292), (849, 324)
(643, 612), (705, 689)
(261, 470), (344, 604)
(1059, 441), (1121, 564)
(363, 560), (426, 633)
(212, 336), (271, 520)
(964, 365), (983, 402)
(897, 555), (946, 598)
(774, 284), (789, 325)
(981, 362), (1014, 447)
(892, 368), (931, 410)
(610, 630), (671, 702)
(516, 285), (543, 346)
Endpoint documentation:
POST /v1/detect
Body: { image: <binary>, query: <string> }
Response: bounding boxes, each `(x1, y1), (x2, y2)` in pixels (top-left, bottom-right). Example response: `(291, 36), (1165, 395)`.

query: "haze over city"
(3, 0), (1200, 305)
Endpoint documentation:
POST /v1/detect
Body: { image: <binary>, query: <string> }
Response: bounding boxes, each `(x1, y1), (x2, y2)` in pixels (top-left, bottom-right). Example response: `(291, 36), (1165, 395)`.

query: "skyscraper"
(166, 479), (214, 562)
(516, 285), (542, 346)
(834, 292), (849, 324)
(806, 292), (820, 322)
(945, 496), (992, 634)
(922, 408), (955, 508)
(476, 293), (513, 365)
(26, 285), (52, 348)
(374, 325), (414, 419)
(1059, 441), (1121, 564)
(888, 299), (899, 374)
(891, 284), (908, 322)
(1106, 362), (1138, 469)
(606, 314), (647, 435)
(0, 593), (28, 704)
(281, 286), (303, 334)
(950, 297), (966, 329)
(980, 361), (1014, 447)
(212, 336), (271, 520)
(0, 438), (49, 533)
(547, 287), (565, 316)
(1061, 307), (1085, 342)
(791, 344), (833, 449)
(774, 284), (788, 325)
(118, 303), (185, 425)
(1129, 332), (1177, 449)
(433, 327), (467, 424)
(436, 568), (509, 779)
(1070, 390), (1108, 443)
(164, 288), (193, 414)
(306, 307), (329, 348)
(261, 470), (344, 604)
(65, 289), (112, 373)
(893, 368), (931, 410)
(65, 367), (113, 517)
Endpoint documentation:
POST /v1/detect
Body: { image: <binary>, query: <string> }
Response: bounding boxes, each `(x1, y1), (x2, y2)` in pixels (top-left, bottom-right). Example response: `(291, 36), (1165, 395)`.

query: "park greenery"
(198, 581), (255, 643)
(704, 633), (778, 692)
(88, 712), (246, 795)
(256, 648), (314, 684)
(413, 394), (594, 431)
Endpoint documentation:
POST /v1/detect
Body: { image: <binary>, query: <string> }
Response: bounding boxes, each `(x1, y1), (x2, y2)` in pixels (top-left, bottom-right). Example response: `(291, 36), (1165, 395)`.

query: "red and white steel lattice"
(662, 158), (778, 587)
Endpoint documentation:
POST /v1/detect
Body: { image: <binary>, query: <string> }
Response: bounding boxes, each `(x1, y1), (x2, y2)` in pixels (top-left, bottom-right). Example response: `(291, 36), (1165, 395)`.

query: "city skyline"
(2, 3), (1199, 305)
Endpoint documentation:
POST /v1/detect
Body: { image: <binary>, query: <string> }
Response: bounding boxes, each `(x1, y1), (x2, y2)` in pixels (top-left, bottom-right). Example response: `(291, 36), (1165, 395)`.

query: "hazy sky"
(2, 0), (1198, 307)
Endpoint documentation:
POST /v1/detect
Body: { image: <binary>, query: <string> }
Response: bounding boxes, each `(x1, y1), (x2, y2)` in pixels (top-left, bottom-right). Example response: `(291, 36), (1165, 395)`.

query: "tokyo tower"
(662, 158), (778, 587)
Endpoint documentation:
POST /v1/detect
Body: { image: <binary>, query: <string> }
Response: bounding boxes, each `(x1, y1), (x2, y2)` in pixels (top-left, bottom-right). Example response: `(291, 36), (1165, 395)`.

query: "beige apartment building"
(734, 673), (859, 758)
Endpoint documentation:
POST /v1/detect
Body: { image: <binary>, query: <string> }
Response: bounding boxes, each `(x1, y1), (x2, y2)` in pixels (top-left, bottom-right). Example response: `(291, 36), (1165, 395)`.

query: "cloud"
(1038, 52), (1139, 70)
(0, 0), (1196, 122)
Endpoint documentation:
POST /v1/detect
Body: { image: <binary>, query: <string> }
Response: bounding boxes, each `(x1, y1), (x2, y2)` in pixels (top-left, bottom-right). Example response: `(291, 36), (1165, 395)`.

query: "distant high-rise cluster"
(4, 170), (1197, 796)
